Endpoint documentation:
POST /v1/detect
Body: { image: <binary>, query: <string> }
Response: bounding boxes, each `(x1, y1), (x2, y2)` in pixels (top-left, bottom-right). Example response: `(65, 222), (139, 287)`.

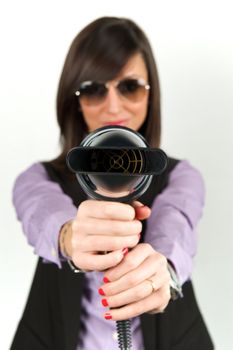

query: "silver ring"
(146, 279), (156, 294)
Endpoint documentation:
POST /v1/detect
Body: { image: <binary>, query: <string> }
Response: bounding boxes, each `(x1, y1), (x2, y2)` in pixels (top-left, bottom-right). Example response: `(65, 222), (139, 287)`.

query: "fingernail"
(98, 288), (105, 296)
(102, 298), (109, 307)
(122, 247), (128, 256)
(138, 234), (141, 240)
(104, 312), (112, 320)
(103, 276), (110, 283)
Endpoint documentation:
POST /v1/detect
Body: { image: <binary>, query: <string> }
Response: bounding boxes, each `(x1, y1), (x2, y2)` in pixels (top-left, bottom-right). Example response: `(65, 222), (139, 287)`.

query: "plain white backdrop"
(1, 1), (232, 349)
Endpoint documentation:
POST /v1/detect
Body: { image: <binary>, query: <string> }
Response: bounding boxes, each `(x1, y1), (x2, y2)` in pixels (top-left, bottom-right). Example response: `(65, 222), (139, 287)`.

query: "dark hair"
(52, 16), (161, 170)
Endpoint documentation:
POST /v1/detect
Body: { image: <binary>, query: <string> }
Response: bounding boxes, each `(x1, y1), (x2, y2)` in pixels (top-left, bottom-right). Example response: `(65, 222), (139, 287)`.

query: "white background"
(1, 1), (233, 349)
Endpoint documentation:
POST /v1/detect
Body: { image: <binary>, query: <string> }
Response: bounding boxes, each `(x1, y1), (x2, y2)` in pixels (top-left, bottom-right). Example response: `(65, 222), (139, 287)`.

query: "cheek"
(128, 101), (148, 130)
(80, 105), (101, 131)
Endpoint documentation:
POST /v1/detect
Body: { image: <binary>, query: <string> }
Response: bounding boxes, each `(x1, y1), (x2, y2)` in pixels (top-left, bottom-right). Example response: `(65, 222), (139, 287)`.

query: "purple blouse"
(12, 160), (205, 349)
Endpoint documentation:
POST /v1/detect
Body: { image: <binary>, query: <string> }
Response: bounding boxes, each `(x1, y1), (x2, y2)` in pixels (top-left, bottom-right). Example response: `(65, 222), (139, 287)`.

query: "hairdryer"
(66, 125), (168, 350)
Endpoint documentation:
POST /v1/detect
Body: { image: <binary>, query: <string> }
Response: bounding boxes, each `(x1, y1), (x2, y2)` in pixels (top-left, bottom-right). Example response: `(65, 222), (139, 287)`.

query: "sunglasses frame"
(75, 78), (150, 104)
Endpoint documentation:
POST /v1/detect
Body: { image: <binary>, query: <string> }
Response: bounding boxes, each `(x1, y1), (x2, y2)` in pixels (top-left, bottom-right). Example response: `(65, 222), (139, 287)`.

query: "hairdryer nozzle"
(66, 126), (167, 201)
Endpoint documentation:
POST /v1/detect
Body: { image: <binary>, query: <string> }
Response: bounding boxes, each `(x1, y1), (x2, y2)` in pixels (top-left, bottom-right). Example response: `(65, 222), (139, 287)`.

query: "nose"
(105, 85), (122, 114)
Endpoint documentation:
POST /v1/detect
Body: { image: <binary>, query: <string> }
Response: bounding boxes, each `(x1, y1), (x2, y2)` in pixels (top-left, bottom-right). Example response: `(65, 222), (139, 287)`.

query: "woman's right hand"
(61, 199), (149, 272)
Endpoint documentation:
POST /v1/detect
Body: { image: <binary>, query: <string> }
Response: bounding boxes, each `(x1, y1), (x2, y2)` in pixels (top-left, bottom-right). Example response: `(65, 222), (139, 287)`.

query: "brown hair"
(52, 17), (161, 170)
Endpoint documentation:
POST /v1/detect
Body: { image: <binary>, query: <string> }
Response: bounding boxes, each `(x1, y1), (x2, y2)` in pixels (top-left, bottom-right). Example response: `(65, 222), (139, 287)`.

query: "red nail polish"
(122, 247), (128, 256)
(102, 298), (109, 307)
(98, 288), (105, 296)
(103, 276), (110, 283)
(104, 312), (112, 320)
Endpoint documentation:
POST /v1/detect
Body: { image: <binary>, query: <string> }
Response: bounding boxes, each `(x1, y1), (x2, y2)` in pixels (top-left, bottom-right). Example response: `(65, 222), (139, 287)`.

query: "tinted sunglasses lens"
(118, 79), (148, 102)
(79, 82), (107, 105)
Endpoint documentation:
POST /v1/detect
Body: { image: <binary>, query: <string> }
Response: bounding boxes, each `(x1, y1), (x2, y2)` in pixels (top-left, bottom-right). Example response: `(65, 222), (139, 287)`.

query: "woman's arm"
(12, 163), (77, 267)
(145, 160), (205, 285)
(13, 159), (204, 284)
(97, 160), (205, 320)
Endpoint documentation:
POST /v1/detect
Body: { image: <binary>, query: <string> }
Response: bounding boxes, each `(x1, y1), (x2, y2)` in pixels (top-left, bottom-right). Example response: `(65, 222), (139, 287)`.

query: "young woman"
(11, 17), (213, 350)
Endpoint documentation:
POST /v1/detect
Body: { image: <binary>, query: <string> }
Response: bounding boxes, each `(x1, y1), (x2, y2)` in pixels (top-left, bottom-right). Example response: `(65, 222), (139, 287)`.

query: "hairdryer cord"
(116, 319), (132, 349)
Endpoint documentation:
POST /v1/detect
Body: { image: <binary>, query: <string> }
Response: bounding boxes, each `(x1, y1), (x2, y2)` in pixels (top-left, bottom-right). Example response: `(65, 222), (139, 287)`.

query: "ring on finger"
(146, 278), (156, 294)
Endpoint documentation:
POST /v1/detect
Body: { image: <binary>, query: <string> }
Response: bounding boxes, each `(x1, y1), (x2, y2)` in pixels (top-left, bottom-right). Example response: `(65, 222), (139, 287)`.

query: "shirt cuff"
(34, 209), (76, 268)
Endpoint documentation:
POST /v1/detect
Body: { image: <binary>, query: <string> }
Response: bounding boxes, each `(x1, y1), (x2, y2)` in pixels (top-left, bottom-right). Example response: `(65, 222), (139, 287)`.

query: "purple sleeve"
(13, 160), (204, 283)
(12, 163), (77, 267)
(145, 160), (205, 285)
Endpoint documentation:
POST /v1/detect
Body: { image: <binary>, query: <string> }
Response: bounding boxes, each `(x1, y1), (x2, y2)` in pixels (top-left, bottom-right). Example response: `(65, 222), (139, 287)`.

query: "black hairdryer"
(66, 125), (168, 350)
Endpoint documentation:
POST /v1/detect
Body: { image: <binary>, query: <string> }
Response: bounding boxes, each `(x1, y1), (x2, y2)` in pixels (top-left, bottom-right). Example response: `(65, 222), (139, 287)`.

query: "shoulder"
(169, 159), (205, 190)
(13, 162), (49, 187)
(150, 159), (205, 226)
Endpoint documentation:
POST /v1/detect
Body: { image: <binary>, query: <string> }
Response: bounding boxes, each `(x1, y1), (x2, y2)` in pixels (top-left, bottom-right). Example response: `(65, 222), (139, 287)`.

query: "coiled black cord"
(116, 319), (132, 349)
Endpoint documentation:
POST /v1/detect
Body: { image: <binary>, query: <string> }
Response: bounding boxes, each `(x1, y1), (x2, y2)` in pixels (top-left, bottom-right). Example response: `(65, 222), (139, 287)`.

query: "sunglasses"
(75, 78), (150, 105)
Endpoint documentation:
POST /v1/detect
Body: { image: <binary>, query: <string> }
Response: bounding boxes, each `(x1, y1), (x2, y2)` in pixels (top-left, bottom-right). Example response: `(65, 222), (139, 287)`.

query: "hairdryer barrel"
(67, 126), (167, 202)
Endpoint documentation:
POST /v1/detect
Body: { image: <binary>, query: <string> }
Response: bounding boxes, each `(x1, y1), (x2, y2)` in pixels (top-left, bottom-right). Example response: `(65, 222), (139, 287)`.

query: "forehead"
(115, 53), (148, 80)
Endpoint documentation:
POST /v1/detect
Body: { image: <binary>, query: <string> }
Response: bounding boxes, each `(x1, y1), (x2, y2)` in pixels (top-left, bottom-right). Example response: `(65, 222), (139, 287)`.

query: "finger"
(103, 243), (155, 282)
(78, 200), (135, 220)
(72, 233), (140, 252)
(103, 257), (170, 298)
(132, 201), (151, 221)
(72, 217), (142, 236)
(100, 274), (159, 308)
(103, 285), (170, 321)
(147, 284), (171, 314)
(101, 255), (169, 299)
(72, 249), (126, 271)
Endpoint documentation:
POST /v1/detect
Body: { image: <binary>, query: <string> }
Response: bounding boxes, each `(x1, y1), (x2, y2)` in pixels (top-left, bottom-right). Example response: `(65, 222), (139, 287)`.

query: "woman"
(11, 17), (213, 349)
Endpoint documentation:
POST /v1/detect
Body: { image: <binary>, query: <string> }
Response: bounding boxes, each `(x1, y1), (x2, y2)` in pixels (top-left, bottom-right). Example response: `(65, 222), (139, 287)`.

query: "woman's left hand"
(99, 243), (171, 321)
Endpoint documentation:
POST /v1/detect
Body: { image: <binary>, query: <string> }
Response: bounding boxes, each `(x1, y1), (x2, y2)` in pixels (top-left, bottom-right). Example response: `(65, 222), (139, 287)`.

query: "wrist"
(167, 261), (183, 300)
(59, 221), (73, 259)
(59, 220), (85, 274)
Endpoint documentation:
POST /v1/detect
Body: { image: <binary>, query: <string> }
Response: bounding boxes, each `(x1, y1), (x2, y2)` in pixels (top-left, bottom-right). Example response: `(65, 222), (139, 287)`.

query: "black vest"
(11, 158), (214, 350)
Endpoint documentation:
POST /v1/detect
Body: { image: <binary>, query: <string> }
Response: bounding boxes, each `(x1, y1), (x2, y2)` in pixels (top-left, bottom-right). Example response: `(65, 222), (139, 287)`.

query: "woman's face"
(79, 53), (149, 132)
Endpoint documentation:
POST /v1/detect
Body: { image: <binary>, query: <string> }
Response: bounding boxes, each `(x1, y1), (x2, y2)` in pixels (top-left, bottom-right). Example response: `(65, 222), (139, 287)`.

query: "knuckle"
(71, 230), (82, 248)
(127, 274), (138, 287)
(134, 303), (144, 316)
(112, 221), (125, 233)
(109, 295), (119, 307)
(103, 202), (114, 217)
(72, 256), (84, 270)
(134, 220), (142, 233)
(71, 235), (77, 248)
(124, 255), (137, 270)
(84, 235), (94, 250)
(75, 220), (85, 232)
(165, 271), (171, 283)
(157, 304), (166, 313)
(126, 235), (138, 248)
(134, 287), (145, 300)
(112, 235), (121, 249)
(94, 263), (104, 272)
(78, 200), (88, 213)
(71, 220), (77, 232)
(161, 288), (171, 303)
(72, 219), (80, 234)
(111, 252), (122, 265)
(85, 254), (102, 271)
(141, 243), (153, 253)
(156, 252), (167, 265)
(105, 236), (121, 251)
(126, 204), (136, 220)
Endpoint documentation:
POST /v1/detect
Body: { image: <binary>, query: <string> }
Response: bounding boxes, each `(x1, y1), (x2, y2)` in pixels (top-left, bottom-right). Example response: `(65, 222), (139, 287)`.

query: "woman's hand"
(65, 200), (150, 272)
(99, 243), (171, 320)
